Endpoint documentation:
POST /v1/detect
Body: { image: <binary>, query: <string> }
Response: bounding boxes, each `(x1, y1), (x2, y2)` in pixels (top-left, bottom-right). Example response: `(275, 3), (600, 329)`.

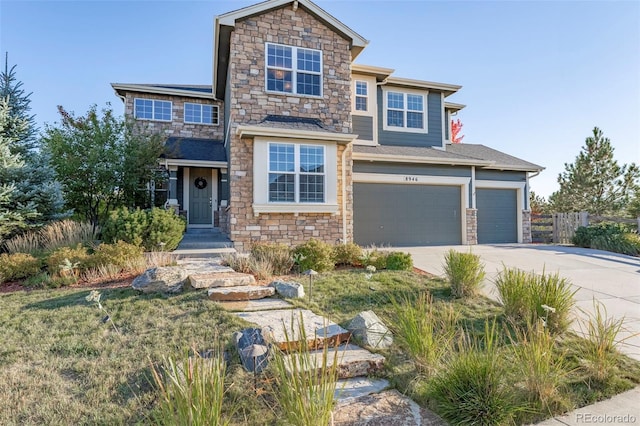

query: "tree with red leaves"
(451, 118), (464, 144)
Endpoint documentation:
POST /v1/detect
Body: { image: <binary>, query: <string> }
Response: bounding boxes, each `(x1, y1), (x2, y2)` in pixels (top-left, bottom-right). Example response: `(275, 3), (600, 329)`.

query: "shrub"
(46, 244), (90, 277)
(496, 267), (576, 334)
(250, 242), (294, 275)
(88, 241), (145, 271)
(0, 253), (42, 283)
(22, 272), (52, 288)
(102, 207), (185, 251)
(333, 242), (363, 267)
(591, 232), (640, 256)
(221, 253), (252, 274)
(429, 321), (523, 425)
(572, 222), (630, 249)
(385, 251), (413, 271)
(291, 239), (335, 273)
(361, 248), (389, 270)
(443, 249), (485, 298)
(390, 292), (458, 376)
(151, 347), (232, 426)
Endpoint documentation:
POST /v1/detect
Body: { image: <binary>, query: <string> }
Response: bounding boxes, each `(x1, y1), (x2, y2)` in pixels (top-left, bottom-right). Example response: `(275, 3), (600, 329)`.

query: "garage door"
(354, 183), (462, 246)
(476, 188), (518, 244)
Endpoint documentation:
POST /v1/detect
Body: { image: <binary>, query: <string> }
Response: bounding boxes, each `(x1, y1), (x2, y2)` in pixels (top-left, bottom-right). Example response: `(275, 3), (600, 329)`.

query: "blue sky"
(1, 0), (638, 198)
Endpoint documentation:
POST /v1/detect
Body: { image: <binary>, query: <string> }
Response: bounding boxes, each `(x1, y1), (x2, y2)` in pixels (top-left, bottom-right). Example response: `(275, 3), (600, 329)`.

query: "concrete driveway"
(403, 244), (640, 361)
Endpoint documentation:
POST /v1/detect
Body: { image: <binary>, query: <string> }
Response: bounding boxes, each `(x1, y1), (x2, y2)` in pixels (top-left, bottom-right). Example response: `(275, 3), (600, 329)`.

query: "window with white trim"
(355, 80), (367, 111)
(134, 98), (172, 121)
(384, 90), (427, 132)
(268, 143), (325, 203)
(266, 43), (322, 96)
(184, 103), (219, 125)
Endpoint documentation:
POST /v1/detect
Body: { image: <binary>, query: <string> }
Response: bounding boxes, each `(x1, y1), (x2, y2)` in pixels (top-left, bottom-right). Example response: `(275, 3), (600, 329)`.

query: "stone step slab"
(283, 343), (384, 379)
(332, 389), (447, 426)
(217, 298), (295, 312)
(207, 285), (275, 301)
(236, 308), (350, 351)
(189, 272), (256, 289)
(334, 378), (390, 403)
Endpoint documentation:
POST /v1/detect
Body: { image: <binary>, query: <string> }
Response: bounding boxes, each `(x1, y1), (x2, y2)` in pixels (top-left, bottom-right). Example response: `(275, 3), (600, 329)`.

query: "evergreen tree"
(0, 96), (37, 240)
(529, 191), (549, 215)
(549, 127), (639, 215)
(0, 54), (67, 225)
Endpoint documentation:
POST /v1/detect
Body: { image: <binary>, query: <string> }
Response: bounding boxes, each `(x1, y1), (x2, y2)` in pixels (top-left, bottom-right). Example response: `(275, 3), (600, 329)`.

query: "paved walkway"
(402, 244), (640, 424)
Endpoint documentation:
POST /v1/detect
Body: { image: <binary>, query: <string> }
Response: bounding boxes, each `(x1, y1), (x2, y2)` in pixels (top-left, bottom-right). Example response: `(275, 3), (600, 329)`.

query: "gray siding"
(177, 168), (184, 208)
(477, 188), (518, 243)
(353, 115), (374, 141)
(354, 161), (471, 178)
(377, 89), (443, 147)
(475, 170), (526, 182)
(354, 183), (462, 246)
(444, 111), (450, 140)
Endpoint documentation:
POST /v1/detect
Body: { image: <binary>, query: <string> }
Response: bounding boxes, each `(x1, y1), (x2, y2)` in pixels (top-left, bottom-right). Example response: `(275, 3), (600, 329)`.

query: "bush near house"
(291, 238), (335, 273)
(572, 222), (640, 256)
(0, 253), (42, 283)
(101, 207), (185, 251)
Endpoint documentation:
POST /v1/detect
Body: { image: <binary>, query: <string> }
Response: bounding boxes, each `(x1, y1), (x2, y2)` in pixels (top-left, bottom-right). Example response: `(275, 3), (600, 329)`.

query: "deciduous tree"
(451, 118), (464, 144)
(549, 127), (639, 215)
(42, 104), (165, 227)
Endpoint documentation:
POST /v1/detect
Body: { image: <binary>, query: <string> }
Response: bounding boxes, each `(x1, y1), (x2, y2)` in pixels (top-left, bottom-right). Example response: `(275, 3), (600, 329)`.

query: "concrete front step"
(283, 344), (385, 379)
(332, 389), (446, 426)
(207, 285), (275, 301)
(217, 298), (295, 312)
(236, 308), (350, 351)
(189, 272), (256, 289)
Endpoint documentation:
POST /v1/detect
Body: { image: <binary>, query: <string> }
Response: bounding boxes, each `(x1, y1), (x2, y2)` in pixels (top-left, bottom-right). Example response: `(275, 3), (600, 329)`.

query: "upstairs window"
(266, 43), (322, 97)
(184, 103), (219, 125)
(384, 90), (427, 133)
(134, 98), (172, 121)
(268, 143), (325, 203)
(355, 80), (368, 111)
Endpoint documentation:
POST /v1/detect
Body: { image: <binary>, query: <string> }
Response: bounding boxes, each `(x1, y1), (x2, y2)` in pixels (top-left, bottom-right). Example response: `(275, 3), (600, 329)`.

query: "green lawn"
(1, 270), (639, 425)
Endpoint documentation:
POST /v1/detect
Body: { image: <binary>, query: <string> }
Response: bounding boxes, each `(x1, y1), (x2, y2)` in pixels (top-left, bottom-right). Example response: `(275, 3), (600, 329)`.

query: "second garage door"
(476, 188), (518, 244)
(354, 183), (462, 246)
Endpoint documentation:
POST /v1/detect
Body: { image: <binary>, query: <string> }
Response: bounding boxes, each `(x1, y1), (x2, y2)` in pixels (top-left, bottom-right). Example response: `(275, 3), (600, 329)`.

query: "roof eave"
(237, 124), (357, 144)
(481, 164), (546, 173)
(385, 76), (462, 96)
(353, 151), (493, 167)
(111, 83), (215, 100)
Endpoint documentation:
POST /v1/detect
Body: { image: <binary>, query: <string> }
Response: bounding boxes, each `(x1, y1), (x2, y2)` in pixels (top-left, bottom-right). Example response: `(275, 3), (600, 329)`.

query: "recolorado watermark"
(576, 413), (637, 423)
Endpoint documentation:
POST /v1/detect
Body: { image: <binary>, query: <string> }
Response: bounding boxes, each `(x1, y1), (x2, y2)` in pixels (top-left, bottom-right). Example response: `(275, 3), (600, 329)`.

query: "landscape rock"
(347, 311), (393, 349)
(270, 280), (305, 298)
(188, 272), (256, 289)
(333, 389), (446, 426)
(234, 328), (269, 373)
(131, 266), (188, 293)
(207, 285), (275, 301)
(334, 378), (390, 402)
(218, 298), (295, 312)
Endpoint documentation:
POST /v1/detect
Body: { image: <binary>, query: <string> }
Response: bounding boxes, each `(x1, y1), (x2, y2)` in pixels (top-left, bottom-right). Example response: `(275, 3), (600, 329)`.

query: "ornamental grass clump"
(443, 249), (485, 298)
(390, 292), (458, 376)
(151, 346), (232, 426)
(269, 314), (340, 426)
(429, 320), (525, 425)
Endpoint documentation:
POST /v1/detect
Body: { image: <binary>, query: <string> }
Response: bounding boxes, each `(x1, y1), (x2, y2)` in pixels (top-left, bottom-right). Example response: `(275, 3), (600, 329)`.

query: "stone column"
(466, 208), (478, 245)
(522, 210), (532, 243)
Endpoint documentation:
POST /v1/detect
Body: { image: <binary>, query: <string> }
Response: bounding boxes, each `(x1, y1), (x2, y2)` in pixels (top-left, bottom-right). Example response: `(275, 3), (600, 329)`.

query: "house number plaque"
(404, 176), (419, 182)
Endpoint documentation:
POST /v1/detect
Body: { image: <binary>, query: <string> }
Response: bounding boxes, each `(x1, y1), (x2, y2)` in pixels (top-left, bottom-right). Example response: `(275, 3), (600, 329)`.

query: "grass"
(1, 269), (639, 425)
(442, 249), (486, 298)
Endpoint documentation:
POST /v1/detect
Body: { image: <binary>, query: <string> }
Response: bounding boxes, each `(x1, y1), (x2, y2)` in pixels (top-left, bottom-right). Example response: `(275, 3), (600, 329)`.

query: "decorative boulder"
(132, 266), (188, 294)
(234, 328), (269, 373)
(347, 311), (393, 349)
(270, 280), (305, 298)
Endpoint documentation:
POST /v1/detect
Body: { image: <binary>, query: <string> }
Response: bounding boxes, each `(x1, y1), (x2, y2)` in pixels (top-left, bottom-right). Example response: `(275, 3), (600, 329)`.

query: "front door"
(189, 168), (214, 226)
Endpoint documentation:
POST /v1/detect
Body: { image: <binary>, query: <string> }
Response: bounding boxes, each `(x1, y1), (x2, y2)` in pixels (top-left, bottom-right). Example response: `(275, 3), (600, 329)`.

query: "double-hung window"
(355, 80), (368, 111)
(266, 43), (322, 96)
(184, 103), (219, 125)
(268, 143), (325, 203)
(134, 98), (172, 121)
(384, 90), (427, 133)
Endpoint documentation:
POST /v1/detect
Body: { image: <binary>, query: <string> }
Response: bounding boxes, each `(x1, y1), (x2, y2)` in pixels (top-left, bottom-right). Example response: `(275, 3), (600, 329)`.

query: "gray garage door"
(354, 183), (462, 246)
(477, 188), (518, 244)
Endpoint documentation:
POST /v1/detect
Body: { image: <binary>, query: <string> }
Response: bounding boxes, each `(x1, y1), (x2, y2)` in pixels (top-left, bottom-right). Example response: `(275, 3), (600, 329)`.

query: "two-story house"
(112, 0), (543, 251)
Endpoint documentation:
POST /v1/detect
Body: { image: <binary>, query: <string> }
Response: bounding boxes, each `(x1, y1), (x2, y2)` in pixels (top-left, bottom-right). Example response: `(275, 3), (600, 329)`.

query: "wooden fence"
(531, 212), (639, 244)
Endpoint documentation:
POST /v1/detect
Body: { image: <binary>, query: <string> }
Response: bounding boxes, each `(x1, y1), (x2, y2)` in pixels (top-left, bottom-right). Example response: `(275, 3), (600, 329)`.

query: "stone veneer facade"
(522, 210), (532, 244)
(122, 92), (224, 140)
(465, 208), (478, 245)
(226, 5), (354, 252)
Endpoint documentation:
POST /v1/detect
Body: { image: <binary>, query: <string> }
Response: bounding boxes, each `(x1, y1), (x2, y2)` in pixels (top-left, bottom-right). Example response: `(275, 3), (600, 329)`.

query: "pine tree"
(549, 127), (639, 215)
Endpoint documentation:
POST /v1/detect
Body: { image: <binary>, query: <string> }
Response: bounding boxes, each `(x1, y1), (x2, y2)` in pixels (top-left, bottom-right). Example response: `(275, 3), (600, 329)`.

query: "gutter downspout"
(342, 145), (348, 244)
